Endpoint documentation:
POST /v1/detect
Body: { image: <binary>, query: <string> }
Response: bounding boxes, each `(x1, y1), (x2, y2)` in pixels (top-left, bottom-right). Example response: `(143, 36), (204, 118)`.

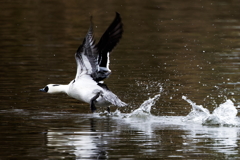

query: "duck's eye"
(44, 86), (49, 92)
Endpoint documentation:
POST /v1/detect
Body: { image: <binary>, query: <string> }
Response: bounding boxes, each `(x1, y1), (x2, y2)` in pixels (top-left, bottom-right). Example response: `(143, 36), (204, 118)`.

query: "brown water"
(0, 0), (240, 159)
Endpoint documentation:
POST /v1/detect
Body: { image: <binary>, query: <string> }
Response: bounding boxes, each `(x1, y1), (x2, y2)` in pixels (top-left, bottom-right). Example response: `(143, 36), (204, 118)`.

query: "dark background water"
(0, 0), (240, 159)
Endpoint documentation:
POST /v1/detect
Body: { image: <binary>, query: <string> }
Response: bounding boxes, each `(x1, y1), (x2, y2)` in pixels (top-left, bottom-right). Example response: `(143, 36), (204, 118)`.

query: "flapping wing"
(75, 18), (99, 80)
(96, 12), (123, 70)
(75, 13), (123, 81)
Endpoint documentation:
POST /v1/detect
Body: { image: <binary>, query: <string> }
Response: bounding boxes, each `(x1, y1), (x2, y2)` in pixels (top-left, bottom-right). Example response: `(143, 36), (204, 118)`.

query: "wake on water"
(182, 96), (238, 126)
(100, 84), (239, 127)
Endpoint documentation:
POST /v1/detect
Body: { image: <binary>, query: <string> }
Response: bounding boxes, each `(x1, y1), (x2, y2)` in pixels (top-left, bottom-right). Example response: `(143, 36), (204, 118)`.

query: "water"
(0, 0), (240, 159)
(182, 96), (238, 126)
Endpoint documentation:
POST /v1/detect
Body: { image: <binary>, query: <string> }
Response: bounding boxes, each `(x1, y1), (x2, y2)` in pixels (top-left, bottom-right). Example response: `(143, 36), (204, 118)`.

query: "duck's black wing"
(75, 13), (123, 82)
(95, 12), (123, 81)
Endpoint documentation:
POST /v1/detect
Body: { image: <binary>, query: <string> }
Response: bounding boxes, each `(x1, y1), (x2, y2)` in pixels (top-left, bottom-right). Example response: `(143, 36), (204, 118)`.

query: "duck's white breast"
(67, 76), (103, 104)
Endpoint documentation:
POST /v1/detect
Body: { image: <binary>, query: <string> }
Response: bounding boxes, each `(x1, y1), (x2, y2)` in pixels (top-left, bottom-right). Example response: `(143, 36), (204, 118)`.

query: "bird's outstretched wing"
(75, 12), (123, 81)
(97, 12), (123, 69)
(75, 17), (98, 80)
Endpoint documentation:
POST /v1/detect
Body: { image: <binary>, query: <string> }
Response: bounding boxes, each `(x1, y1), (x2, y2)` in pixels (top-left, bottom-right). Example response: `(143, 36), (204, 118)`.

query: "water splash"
(98, 94), (160, 118)
(99, 83), (163, 120)
(127, 94), (161, 120)
(182, 96), (210, 123)
(182, 96), (238, 126)
(128, 84), (162, 119)
(203, 100), (238, 126)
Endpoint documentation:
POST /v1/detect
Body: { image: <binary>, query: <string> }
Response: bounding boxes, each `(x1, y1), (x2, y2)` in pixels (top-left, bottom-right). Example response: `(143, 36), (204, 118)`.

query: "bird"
(39, 12), (127, 113)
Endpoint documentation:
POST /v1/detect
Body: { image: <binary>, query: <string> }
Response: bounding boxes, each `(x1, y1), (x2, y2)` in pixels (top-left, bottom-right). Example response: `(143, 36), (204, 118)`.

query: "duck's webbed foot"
(90, 92), (101, 113)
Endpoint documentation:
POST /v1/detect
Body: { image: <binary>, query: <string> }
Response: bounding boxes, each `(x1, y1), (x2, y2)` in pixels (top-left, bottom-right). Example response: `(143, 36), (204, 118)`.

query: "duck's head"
(39, 84), (62, 94)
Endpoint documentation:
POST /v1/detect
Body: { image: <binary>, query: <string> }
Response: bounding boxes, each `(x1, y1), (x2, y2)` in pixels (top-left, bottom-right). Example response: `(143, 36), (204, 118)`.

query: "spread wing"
(96, 12), (123, 77)
(75, 12), (123, 81)
(75, 17), (99, 80)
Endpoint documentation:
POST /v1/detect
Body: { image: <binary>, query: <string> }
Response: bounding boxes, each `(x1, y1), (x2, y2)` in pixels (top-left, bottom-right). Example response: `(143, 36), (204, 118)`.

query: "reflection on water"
(47, 127), (107, 159)
(0, 0), (240, 159)
(1, 94), (239, 159)
(46, 113), (240, 159)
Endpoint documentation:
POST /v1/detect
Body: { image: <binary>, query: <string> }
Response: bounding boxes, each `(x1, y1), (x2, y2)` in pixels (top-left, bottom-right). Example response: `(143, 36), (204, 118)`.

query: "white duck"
(40, 12), (127, 112)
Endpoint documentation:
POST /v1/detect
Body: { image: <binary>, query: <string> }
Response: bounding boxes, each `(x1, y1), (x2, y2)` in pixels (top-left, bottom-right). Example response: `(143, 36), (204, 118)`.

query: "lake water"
(0, 0), (240, 159)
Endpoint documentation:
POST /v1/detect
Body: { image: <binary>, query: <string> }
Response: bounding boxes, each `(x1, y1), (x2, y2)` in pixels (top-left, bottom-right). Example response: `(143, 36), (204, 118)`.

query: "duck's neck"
(52, 84), (69, 94)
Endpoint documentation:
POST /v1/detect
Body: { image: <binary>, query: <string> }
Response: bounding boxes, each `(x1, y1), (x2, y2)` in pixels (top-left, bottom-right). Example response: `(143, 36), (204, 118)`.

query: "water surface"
(0, 0), (240, 159)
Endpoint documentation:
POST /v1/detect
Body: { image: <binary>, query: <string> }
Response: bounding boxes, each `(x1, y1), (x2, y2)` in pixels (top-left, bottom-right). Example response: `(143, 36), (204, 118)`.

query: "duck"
(39, 12), (127, 112)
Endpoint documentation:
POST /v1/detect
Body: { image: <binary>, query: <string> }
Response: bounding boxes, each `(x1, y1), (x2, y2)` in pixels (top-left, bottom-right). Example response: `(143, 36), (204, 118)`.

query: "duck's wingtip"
(115, 12), (120, 16)
(122, 102), (128, 107)
(116, 100), (128, 107)
(115, 12), (122, 21)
